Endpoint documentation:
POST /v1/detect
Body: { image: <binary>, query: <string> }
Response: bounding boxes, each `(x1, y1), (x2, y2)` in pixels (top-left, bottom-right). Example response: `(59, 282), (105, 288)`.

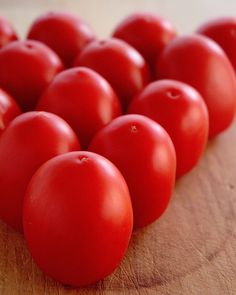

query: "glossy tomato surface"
(197, 17), (236, 72)
(37, 67), (121, 149)
(156, 35), (236, 138)
(0, 88), (21, 136)
(27, 11), (95, 67)
(128, 80), (209, 177)
(112, 12), (176, 74)
(0, 40), (63, 111)
(89, 114), (176, 228)
(74, 38), (150, 110)
(0, 16), (18, 49)
(23, 151), (133, 287)
(0, 112), (80, 232)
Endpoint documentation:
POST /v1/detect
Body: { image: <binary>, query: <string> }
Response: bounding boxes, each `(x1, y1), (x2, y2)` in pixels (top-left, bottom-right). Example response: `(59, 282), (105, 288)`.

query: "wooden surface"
(1, 1), (236, 294)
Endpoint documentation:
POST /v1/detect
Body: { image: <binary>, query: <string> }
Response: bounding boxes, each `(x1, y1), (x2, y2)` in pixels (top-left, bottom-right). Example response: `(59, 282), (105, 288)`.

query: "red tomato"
(27, 11), (95, 67)
(36, 67), (121, 149)
(197, 17), (236, 72)
(0, 16), (18, 49)
(112, 12), (176, 74)
(23, 151), (133, 287)
(89, 114), (176, 228)
(156, 35), (236, 138)
(0, 88), (21, 136)
(0, 111), (80, 232)
(0, 40), (63, 111)
(128, 80), (209, 177)
(74, 38), (150, 110)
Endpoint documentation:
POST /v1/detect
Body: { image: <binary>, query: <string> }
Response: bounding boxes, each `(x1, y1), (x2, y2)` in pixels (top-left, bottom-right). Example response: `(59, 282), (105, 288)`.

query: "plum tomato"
(0, 16), (18, 49)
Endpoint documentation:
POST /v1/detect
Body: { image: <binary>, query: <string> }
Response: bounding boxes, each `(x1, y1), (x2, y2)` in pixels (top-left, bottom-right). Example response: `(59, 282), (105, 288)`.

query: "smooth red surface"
(74, 38), (150, 110)
(0, 112), (80, 232)
(89, 114), (176, 228)
(0, 88), (21, 136)
(23, 151), (133, 287)
(37, 67), (121, 149)
(128, 80), (209, 177)
(197, 17), (236, 72)
(27, 11), (95, 67)
(0, 16), (18, 49)
(156, 35), (236, 138)
(112, 12), (176, 74)
(0, 40), (63, 111)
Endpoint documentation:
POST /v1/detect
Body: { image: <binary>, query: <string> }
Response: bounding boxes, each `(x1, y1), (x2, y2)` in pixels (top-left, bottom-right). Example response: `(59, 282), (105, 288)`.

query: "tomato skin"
(0, 16), (18, 49)
(197, 17), (236, 72)
(0, 40), (63, 112)
(89, 114), (176, 228)
(112, 12), (176, 74)
(36, 67), (121, 149)
(156, 35), (236, 138)
(23, 151), (133, 287)
(128, 80), (209, 178)
(27, 11), (95, 67)
(74, 38), (150, 110)
(0, 88), (21, 136)
(0, 111), (80, 232)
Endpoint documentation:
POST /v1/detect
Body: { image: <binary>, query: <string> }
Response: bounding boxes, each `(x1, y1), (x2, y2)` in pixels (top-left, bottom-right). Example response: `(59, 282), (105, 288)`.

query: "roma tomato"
(197, 17), (236, 72)
(128, 80), (209, 178)
(37, 67), (121, 149)
(27, 11), (95, 67)
(74, 38), (150, 110)
(89, 114), (176, 228)
(0, 40), (63, 111)
(23, 151), (133, 287)
(0, 111), (80, 232)
(112, 12), (176, 74)
(0, 16), (18, 49)
(156, 35), (236, 138)
(0, 88), (21, 136)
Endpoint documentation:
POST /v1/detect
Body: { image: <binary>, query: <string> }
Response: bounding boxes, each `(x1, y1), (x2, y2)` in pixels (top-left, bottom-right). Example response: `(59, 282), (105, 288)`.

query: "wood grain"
(0, 1), (236, 294)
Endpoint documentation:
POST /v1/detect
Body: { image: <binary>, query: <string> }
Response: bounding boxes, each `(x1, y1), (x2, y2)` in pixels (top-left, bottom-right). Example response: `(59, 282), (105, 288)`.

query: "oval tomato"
(0, 111), (80, 232)
(89, 114), (176, 228)
(23, 151), (133, 287)
(0, 40), (63, 111)
(74, 38), (150, 110)
(156, 34), (236, 138)
(128, 80), (209, 177)
(36, 67), (121, 149)
(0, 16), (18, 49)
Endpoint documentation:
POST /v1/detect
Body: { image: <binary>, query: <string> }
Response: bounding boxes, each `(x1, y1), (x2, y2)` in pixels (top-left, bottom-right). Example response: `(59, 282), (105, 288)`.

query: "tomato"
(197, 17), (236, 72)
(0, 88), (21, 136)
(0, 111), (80, 232)
(112, 12), (176, 75)
(89, 114), (176, 228)
(27, 11), (95, 67)
(128, 80), (209, 177)
(36, 67), (121, 149)
(156, 35), (236, 138)
(23, 151), (133, 287)
(0, 40), (63, 111)
(0, 16), (18, 49)
(74, 38), (150, 110)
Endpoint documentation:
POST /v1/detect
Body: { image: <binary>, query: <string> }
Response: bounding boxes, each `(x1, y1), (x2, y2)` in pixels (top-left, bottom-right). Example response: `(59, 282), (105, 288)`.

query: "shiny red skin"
(0, 88), (21, 136)
(74, 38), (150, 110)
(27, 11), (95, 67)
(112, 12), (176, 74)
(0, 16), (18, 49)
(156, 35), (236, 138)
(89, 114), (176, 228)
(0, 40), (63, 111)
(197, 17), (236, 72)
(23, 151), (133, 287)
(0, 112), (80, 232)
(128, 80), (209, 178)
(37, 67), (121, 149)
